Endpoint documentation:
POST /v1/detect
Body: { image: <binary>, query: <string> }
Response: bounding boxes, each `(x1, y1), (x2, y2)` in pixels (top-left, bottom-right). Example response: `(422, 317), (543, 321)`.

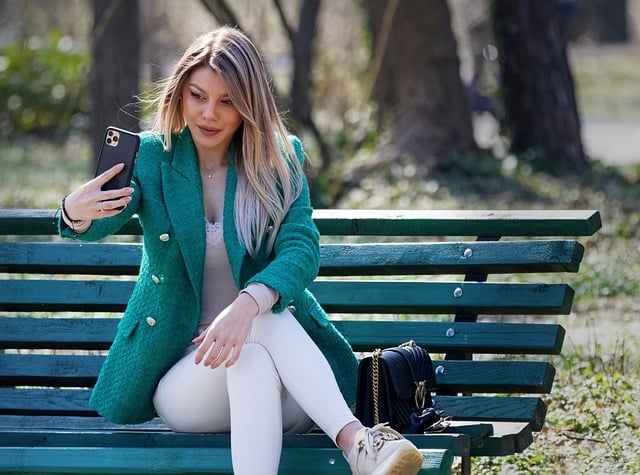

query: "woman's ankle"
(336, 421), (365, 455)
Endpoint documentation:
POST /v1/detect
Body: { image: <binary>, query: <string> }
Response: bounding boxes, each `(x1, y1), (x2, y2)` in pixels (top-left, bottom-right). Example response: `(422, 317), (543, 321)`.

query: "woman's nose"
(203, 101), (217, 120)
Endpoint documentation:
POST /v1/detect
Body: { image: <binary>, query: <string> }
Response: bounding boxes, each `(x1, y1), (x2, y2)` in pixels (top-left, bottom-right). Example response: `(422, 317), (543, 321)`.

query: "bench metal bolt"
(446, 328), (456, 337)
(435, 365), (445, 375)
(463, 248), (473, 258)
(453, 287), (463, 298)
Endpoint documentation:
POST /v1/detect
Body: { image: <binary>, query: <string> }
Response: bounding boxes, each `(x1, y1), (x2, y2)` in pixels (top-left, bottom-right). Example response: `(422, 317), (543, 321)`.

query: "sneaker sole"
(371, 444), (423, 475)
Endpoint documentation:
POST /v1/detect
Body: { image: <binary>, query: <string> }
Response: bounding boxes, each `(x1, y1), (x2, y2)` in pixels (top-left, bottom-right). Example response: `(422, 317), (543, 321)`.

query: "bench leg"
(459, 455), (471, 475)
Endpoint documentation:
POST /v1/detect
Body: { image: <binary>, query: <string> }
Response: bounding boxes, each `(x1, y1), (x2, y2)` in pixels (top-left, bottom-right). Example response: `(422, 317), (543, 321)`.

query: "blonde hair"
(151, 27), (304, 256)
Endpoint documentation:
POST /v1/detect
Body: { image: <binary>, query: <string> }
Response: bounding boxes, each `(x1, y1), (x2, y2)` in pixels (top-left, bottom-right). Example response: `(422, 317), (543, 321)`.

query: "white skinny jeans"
(153, 309), (358, 475)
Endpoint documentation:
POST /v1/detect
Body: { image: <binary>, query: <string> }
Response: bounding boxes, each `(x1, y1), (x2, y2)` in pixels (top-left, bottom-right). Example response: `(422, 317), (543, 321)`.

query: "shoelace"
(358, 423), (403, 458)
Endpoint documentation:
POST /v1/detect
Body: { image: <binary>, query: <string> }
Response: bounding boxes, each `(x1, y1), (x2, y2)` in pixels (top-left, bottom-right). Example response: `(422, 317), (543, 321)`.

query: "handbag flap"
(379, 345), (435, 400)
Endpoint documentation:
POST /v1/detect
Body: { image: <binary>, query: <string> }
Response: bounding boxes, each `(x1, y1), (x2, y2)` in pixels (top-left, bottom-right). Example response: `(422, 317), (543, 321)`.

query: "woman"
(59, 27), (422, 475)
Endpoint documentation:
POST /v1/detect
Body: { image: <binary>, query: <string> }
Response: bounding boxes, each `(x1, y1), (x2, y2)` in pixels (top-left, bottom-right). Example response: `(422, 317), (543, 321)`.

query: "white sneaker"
(345, 423), (423, 475)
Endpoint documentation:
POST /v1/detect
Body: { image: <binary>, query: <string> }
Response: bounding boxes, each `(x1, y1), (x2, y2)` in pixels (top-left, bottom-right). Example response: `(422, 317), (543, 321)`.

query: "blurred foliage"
(0, 28), (90, 140)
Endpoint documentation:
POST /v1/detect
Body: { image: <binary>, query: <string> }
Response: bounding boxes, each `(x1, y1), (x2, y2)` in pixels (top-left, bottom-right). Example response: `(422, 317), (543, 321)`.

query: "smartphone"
(94, 126), (140, 191)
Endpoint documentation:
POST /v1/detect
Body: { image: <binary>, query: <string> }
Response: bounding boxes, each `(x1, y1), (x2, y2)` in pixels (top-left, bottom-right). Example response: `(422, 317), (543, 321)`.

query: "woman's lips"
(198, 125), (220, 136)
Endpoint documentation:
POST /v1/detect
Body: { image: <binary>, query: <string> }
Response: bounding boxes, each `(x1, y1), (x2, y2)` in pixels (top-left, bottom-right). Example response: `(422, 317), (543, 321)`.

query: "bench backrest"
(0, 209), (601, 431)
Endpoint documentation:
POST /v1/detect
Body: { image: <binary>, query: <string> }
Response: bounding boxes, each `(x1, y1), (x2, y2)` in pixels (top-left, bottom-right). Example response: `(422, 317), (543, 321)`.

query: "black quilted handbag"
(355, 341), (440, 433)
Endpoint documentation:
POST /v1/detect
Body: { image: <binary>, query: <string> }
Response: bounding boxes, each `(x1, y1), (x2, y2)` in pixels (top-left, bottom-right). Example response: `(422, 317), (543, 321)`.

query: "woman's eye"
(221, 98), (233, 105)
(190, 91), (204, 100)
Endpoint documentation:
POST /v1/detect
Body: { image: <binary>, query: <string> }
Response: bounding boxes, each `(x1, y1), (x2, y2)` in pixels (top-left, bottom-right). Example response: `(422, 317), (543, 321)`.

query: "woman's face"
(181, 66), (243, 159)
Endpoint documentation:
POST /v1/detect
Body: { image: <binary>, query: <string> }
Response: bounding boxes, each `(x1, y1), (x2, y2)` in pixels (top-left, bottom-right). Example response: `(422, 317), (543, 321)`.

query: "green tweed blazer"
(59, 128), (358, 424)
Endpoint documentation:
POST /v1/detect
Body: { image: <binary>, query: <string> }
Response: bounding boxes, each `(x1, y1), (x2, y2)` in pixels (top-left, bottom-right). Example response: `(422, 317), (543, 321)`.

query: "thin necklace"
(201, 163), (228, 179)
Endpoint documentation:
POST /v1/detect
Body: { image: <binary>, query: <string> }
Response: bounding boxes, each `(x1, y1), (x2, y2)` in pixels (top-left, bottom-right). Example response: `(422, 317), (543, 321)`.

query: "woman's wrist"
(61, 195), (84, 223)
(240, 283), (278, 315)
(61, 195), (90, 234)
(236, 291), (260, 319)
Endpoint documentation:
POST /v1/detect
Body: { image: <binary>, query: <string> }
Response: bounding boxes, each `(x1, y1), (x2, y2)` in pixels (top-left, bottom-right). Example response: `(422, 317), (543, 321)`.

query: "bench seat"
(0, 208), (602, 474)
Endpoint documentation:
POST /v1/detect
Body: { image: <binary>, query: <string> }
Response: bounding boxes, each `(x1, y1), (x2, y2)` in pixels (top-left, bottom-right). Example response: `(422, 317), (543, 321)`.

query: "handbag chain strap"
(372, 348), (382, 425)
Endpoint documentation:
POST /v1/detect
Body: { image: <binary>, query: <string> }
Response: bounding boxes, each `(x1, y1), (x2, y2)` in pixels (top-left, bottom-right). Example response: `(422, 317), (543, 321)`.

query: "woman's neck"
(197, 147), (230, 173)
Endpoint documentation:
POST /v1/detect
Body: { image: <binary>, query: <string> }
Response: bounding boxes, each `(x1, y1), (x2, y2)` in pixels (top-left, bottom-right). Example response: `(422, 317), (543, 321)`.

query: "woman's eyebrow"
(187, 83), (206, 93)
(187, 83), (230, 98)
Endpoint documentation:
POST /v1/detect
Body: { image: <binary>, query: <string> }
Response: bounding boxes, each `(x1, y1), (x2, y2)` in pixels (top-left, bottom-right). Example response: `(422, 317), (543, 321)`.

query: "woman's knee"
(228, 342), (281, 389)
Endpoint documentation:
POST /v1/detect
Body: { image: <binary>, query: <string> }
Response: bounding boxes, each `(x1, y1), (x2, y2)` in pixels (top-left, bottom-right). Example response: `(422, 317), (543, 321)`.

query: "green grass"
(569, 44), (640, 120)
(471, 343), (640, 474)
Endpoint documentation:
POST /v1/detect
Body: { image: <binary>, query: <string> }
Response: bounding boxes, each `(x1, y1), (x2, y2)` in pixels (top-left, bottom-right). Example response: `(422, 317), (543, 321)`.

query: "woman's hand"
(192, 292), (260, 369)
(64, 163), (134, 222)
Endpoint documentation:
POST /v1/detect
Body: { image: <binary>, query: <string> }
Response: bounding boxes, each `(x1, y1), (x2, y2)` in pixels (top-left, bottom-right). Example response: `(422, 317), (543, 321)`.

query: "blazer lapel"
(162, 131), (206, 301)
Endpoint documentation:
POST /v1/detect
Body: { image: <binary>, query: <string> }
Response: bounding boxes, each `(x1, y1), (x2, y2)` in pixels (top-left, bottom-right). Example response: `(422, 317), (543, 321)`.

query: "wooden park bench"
(0, 208), (601, 474)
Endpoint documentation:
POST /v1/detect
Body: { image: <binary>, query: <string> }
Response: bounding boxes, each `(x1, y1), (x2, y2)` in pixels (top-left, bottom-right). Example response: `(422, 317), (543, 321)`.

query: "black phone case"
(95, 127), (140, 191)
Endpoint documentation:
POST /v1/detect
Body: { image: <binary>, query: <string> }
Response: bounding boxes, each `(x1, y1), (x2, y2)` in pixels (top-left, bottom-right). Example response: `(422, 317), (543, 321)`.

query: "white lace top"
(205, 219), (224, 247)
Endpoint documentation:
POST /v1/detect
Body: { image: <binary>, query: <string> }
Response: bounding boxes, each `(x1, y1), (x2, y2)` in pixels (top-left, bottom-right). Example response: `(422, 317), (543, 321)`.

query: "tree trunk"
(564, 0), (629, 44)
(493, 0), (589, 173)
(365, 0), (477, 172)
(91, 0), (140, 165)
(594, 0), (629, 43)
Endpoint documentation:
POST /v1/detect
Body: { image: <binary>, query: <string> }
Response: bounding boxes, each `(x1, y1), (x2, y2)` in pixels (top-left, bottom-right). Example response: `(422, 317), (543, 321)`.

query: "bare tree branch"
(273, 0), (295, 42)
(198, 0), (239, 26)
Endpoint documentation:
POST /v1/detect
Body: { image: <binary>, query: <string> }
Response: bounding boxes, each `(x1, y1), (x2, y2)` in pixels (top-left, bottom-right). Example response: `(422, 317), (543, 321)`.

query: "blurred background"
(1, 0), (639, 207)
(1, 1), (639, 473)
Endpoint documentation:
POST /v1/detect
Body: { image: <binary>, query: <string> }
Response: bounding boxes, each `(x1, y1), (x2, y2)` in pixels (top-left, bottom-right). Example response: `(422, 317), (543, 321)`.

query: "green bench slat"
(0, 280), (136, 312)
(312, 209), (602, 237)
(0, 445), (453, 475)
(0, 279), (575, 314)
(0, 242), (142, 275)
(311, 281), (574, 314)
(0, 389), (94, 416)
(0, 208), (602, 237)
(0, 446), (233, 474)
(0, 318), (566, 354)
(0, 240), (584, 275)
(0, 428), (462, 468)
(0, 388), (546, 430)
(0, 415), (168, 431)
(0, 209), (142, 236)
(0, 355), (103, 387)
(320, 240), (584, 274)
(0, 420), (529, 460)
(0, 358), (554, 406)
(0, 318), (118, 350)
(434, 360), (556, 393)
(468, 422), (533, 457)
(0, 425), (467, 458)
(435, 395), (547, 431)
(334, 321), (566, 354)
